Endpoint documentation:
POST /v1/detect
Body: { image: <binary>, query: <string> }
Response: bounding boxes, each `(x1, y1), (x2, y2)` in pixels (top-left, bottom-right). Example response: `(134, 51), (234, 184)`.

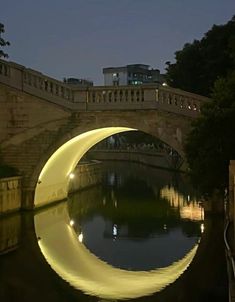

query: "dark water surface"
(0, 162), (228, 302)
(68, 162), (203, 271)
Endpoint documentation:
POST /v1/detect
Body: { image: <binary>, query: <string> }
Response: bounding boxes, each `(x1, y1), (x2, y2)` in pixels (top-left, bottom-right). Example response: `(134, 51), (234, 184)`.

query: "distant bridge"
(0, 59), (209, 209)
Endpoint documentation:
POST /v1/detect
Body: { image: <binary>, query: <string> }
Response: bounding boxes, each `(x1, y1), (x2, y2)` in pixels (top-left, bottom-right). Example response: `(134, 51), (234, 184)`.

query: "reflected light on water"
(161, 186), (204, 221)
(200, 223), (205, 233)
(34, 202), (199, 300)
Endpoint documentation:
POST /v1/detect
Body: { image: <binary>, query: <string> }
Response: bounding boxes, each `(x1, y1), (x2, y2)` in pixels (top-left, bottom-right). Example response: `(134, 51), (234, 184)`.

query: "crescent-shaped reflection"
(34, 202), (198, 300)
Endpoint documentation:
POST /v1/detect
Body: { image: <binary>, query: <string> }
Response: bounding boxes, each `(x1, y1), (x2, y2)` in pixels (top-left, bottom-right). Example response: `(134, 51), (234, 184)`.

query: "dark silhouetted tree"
(0, 23), (10, 58)
(165, 16), (235, 97)
(184, 70), (235, 194)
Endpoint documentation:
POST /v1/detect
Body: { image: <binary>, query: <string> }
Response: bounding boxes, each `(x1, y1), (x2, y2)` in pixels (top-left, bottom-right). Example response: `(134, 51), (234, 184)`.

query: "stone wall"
(0, 176), (22, 214)
(68, 161), (102, 193)
(0, 82), (70, 143)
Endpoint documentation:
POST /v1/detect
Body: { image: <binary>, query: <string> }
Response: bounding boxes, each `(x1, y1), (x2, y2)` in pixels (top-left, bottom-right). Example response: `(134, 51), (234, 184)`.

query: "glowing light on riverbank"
(78, 233), (83, 242)
(69, 219), (75, 226)
(69, 173), (75, 179)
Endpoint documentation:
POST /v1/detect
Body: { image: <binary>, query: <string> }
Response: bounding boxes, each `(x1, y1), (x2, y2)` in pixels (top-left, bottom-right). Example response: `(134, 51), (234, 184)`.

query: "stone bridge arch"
(0, 59), (209, 209)
(33, 110), (190, 207)
(1, 109), (191, 208)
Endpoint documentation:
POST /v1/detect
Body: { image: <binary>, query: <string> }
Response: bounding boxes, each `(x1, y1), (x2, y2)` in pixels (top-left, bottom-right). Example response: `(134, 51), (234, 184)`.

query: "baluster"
(102, 90), (106, 102)
(141, 90), (144, 102)
(125, 90), (128, 102)
(119, 90), (123, 102)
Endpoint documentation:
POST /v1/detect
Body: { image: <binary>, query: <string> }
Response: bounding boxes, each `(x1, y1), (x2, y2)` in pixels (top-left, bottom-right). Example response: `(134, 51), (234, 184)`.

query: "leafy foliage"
(165, 16), (235, 97)
(184, 71), (235, 194)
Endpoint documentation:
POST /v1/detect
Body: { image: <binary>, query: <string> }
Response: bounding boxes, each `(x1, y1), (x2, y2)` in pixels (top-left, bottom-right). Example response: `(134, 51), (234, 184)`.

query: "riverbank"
(0, 161), (102, 215)
(87, 149), (183, 171)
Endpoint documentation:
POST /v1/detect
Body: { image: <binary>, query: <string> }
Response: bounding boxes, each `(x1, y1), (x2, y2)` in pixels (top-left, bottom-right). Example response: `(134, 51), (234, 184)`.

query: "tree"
(184, 71), (235, 194)
(165, 16), (235, 97)
(0, 23), (10, 58)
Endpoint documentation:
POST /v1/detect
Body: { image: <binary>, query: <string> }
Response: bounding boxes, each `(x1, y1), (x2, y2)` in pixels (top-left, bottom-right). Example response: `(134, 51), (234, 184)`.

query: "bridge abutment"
(21, 188), (36, 210)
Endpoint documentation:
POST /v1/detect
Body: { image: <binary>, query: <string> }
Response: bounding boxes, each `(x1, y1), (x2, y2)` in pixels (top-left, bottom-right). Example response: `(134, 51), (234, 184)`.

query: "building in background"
(103, 64), (165, 86)
(63, 77), (93, 87)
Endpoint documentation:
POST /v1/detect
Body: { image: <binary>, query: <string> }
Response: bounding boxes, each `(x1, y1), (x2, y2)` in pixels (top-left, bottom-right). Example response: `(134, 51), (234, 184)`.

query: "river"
(0, 162), (228, 301)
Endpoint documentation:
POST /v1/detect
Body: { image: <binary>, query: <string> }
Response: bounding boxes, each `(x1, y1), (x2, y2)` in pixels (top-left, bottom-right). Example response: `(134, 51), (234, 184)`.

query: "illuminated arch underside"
(34, 127), (137, 207)
(35, 202), (198, 300)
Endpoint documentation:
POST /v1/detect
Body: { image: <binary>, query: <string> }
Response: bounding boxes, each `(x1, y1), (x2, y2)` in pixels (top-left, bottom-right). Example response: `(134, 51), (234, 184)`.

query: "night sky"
(1, 0), (234, 84)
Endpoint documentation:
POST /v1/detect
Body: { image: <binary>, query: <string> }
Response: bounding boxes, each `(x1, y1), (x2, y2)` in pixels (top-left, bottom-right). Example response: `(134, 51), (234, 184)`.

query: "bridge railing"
(23, 69), (74, 102)
(85, 86), (146, 110)
(85, 85), (209, 117)
(0, 59), (78, 109)
(0, 59), (209, 116)
(0, 60), (10, 78)
(156, 86), (209, 117)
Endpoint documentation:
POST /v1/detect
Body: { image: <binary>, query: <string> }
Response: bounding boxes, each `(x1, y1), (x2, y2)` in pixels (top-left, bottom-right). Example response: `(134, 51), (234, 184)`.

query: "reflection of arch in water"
(34, 202), (199, 300)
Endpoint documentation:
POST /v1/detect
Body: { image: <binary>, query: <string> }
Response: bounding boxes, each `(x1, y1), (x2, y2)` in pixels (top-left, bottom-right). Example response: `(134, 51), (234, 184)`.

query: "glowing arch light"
(34, 127), (136, 207)
(34, 202), (198, 300)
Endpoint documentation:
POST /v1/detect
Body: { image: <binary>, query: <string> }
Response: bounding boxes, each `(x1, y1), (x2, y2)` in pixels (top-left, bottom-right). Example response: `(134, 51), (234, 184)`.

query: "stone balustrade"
(85, 85), (209, 117)
(156, 86), (208, 117)
(0, 59), (209, 117)
(0, 60), (10, 77)
(88, 87), (145, 103)
(0, 59), (76, 108)
(23, 69), (74, 101)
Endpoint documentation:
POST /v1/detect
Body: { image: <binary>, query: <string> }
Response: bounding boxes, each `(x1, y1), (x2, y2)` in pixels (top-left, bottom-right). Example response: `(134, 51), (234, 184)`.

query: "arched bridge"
(0, 59), (209, 209)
